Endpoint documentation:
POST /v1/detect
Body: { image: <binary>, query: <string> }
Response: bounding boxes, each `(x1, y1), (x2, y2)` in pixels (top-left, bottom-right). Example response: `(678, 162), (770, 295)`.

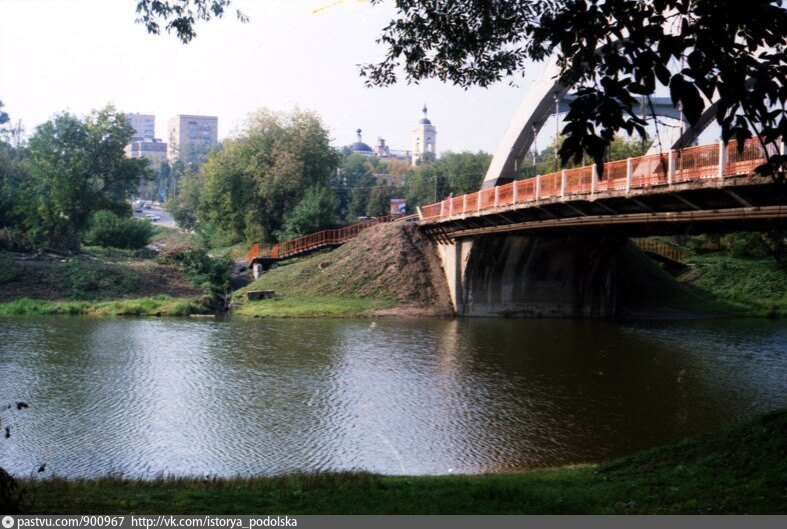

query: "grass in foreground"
(0, 296), (205, 317)
(21, 409), (787, 514)
(232, 294), (394, 318)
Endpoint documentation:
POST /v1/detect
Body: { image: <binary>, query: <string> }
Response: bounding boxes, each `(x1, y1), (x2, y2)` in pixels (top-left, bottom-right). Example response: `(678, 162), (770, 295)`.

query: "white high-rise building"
(126, 113), (155, 141)
(168, 114), (218, 164)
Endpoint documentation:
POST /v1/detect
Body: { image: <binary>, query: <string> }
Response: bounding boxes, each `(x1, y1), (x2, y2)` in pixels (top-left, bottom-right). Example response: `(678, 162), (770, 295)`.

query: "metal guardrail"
(632, 239), (685, 264)
(248, 215), (406, 263)
(419, 139), (780, 221)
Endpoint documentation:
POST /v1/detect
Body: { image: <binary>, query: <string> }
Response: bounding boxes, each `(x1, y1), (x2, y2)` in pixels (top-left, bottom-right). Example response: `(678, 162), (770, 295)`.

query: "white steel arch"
(482, 57), (715, 189)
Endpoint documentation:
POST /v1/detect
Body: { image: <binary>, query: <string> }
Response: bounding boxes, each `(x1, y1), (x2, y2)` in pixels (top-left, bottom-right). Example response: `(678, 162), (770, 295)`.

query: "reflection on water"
(0, 316), (785, 477)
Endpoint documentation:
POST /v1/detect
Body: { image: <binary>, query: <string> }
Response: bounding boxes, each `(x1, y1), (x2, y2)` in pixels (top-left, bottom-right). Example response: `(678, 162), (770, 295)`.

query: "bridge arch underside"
(459, 234), (625, 318)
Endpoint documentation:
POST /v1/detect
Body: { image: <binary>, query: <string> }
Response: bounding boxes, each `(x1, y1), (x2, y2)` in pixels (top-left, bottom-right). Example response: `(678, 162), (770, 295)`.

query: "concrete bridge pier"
(437, 235), (626, 317)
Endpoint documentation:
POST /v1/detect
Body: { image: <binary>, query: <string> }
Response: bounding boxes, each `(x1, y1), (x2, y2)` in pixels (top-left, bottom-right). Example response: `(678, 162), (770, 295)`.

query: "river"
(0, 316), (785, 478)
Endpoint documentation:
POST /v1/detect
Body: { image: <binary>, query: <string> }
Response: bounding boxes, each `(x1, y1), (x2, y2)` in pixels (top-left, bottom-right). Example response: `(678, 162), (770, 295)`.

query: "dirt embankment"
(247, 222), (453, 316)
(0, 252), (201, 303)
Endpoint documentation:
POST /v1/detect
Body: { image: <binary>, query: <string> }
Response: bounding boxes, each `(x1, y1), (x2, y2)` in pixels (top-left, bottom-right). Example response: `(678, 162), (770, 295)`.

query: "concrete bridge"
(417, 138), (786, 317)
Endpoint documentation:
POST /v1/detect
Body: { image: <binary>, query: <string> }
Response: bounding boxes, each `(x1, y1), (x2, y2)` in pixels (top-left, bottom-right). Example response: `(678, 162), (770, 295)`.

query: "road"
(134, 204), (177, 229)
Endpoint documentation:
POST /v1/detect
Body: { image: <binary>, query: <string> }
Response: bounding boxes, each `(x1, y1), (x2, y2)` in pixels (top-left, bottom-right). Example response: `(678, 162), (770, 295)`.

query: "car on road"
(144, 213), (161, 221)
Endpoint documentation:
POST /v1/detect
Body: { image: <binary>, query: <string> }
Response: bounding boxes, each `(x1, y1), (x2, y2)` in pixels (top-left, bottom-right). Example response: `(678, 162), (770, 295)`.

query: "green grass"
(0, 296), (204, 317)
(149, 225), (194, 246)
(679, 253), (787, 317)
(21, 409), (787, 514)
(619, 241), (787, 317)
(232, 294), (394, 318)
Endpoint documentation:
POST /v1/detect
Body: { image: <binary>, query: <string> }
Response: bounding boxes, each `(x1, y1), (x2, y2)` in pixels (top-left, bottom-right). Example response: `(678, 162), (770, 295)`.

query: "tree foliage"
(276, 184), (340, 240)
(360, 0), (787, 180)
(135, 0), (247, 43)
(404, 151), (491, 207)
(197, 109), (340, 243)
(24, 107), (149, 248)
(82, 210), (154, 249)
(167, 165), (203, 231)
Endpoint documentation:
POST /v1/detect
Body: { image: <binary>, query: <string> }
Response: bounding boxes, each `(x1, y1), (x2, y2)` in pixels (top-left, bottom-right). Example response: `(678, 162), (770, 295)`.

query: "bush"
(719, 232), (769, 258)
(157, 243), (233, 296)
(0, 252), (18, 284)
(82, 210), (154, 249)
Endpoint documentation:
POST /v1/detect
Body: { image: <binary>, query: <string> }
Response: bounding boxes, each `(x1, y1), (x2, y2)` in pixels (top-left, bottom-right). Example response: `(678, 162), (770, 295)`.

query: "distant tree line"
(166, 108), (496, 246)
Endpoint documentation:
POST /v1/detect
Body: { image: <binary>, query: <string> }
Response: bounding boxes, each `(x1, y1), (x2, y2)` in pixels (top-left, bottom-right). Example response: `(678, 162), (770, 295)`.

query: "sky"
(0, 0), (549, 155)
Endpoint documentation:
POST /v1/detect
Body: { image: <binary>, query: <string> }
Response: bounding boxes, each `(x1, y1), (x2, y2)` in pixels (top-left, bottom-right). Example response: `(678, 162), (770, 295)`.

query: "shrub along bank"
(22, 408), (787, 514)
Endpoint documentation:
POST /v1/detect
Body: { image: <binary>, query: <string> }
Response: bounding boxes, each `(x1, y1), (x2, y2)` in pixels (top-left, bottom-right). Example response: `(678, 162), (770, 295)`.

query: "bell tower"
(411, 105), (437, 166)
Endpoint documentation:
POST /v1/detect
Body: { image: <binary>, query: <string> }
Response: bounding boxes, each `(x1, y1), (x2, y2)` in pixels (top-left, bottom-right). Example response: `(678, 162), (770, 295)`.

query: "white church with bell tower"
(411, 105), (437, 167)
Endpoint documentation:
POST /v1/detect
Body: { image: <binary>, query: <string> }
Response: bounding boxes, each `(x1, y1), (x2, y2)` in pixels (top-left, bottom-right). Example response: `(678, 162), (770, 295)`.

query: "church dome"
(350, 141), (373, 153)
(349, 128), (373, 154)
(417, 105), (432, 126)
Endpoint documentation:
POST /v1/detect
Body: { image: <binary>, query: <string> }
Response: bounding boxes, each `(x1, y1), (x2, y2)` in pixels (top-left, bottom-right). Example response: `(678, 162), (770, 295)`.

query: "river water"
(0, 316), (785, 478)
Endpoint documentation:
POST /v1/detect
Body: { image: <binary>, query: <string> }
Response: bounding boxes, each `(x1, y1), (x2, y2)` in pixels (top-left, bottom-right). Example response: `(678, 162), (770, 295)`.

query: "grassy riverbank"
(23, 408), (786, 514)
(0, 295), (204, 317)
(678, 253), (787, 317)
(620, 238), (786, 318)
(232, 294), (394, 318)
(0, 226), (233, 317)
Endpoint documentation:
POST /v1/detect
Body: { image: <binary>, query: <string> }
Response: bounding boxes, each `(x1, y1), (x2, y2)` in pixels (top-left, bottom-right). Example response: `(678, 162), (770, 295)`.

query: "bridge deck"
(418, 139), (786, 238)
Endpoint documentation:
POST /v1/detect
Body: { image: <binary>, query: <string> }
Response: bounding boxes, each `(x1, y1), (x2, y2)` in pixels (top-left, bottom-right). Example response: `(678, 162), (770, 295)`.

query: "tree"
(167, 165), (203, 231)
(517, 135), (652, 178)
(361, 0), (787, 179)
(25, 107), (149, 248)
(0, 139), (31, 249)
(135, 0), (247, 43)
(365, 182), (397, 217)
(434, 151), (492, 195)
(0, 101), (8, 136)
(198, 109), (340, 243)
(404, 162), (440, 207)
(276, 184), (340, 240)
(337, 154), (376, 221)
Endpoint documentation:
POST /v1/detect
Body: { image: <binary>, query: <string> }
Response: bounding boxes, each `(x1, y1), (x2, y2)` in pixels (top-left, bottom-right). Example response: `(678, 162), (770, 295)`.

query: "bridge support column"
(436, 237), (474, 315)
(535, 175), (542, 200)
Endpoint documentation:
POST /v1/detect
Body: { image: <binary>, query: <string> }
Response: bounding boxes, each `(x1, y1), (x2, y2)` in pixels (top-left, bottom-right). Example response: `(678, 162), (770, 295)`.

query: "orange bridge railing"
(248, 216), (401, 263)
(419, 139), (780, 221)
